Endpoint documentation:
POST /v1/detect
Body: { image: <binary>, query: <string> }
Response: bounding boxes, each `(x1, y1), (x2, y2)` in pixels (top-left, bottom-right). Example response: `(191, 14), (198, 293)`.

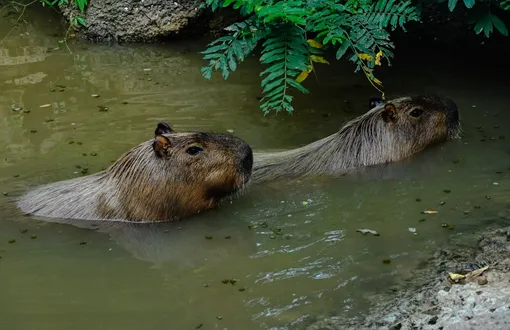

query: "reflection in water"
(0, 6), (510, 330)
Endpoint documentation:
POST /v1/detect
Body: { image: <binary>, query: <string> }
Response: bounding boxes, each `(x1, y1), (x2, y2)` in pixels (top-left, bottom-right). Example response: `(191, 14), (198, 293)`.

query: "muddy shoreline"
(309, 221), (510, 330)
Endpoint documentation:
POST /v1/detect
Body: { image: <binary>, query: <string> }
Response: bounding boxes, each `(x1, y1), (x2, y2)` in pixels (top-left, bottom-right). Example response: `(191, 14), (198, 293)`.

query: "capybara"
(252, 95), (461, 183)
(17, 122), (254, 222)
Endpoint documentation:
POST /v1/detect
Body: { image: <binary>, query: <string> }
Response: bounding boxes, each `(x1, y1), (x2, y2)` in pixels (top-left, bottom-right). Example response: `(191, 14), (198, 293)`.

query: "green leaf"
(463, 0), (475, 8)
(336, 40), (351, 59)
(491, 14), (509, 36)
(76, 0), (87, 12)
(448, 0), (458, 11)
(76, 16), (87, 27)
(201, 67), (213, 80)
(286, 78), (309, 94)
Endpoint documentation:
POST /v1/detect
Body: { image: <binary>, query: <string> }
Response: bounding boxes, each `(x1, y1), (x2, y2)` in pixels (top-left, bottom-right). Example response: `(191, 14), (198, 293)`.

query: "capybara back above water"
(17, 122), (253, 222)
(252, 95), (461, 183)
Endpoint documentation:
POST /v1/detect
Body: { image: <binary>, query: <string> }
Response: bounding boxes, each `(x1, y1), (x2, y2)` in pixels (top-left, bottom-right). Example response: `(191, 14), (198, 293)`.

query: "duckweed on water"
(272, 228), (283, 235)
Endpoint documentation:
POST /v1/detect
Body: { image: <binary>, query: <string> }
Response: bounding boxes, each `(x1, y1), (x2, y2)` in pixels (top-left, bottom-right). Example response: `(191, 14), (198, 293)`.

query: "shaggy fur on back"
(17, 128), (253, 222)
(252, 95), (461, 183)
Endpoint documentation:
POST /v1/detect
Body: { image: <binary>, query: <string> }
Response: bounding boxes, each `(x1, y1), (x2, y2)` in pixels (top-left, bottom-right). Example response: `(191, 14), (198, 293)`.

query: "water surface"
(1, 7), (510, 330)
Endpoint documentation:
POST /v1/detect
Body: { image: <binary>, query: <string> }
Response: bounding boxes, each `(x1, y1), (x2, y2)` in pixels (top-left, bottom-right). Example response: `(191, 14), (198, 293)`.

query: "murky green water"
(1, 7), (510, 330)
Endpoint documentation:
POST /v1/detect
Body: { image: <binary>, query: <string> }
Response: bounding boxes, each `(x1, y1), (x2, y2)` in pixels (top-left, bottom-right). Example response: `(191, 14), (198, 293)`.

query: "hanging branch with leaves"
(200, 0), (421, 115)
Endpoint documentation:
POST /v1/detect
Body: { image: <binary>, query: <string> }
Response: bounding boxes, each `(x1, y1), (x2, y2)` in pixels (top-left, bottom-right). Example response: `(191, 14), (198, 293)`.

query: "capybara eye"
(409, 108), (424, 118)
(186, 146), (203, 156)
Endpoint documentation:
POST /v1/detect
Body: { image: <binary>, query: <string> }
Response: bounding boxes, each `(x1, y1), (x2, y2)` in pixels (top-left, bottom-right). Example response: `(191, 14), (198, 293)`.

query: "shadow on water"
(1, 4), (510, 330)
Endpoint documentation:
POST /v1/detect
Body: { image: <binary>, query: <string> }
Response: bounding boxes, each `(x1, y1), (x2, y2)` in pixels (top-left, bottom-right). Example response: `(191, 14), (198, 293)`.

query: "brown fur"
(17, 123), (253, 222)
(252, 95), (461, 183)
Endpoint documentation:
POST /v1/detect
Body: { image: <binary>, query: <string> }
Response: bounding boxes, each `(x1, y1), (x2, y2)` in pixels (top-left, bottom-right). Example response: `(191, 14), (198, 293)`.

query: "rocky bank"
(309, 224), (510, 330)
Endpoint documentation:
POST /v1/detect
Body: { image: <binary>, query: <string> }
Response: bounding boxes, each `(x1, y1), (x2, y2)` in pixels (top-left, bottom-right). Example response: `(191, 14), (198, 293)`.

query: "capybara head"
(105, 122), (253, 221)
(151, 122), (253, 199)
(346, 94), (460, 162)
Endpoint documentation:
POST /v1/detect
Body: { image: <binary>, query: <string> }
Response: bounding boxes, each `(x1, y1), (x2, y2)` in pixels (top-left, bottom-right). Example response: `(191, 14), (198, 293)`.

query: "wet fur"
(252, 95), (461, 183)
(17, 129), (253, 222)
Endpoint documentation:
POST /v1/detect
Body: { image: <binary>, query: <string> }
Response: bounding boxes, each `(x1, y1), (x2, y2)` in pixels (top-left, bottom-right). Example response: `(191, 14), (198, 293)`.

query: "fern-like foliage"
(440, 0), (510, 37)
(259, 25), (310, 113)
(201, 18), (263, 80)
(200, 0), (417, 114)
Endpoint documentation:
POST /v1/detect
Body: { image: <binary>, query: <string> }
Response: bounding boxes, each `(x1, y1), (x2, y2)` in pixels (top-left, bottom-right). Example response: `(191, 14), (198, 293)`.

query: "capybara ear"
(153, 135), (172, 158)
(154, 122), (173, 136)
(381, 103), (397, 123)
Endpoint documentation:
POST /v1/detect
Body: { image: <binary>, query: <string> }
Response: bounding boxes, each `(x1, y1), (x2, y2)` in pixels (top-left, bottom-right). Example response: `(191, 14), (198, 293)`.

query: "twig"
(0, 0), (39, 46)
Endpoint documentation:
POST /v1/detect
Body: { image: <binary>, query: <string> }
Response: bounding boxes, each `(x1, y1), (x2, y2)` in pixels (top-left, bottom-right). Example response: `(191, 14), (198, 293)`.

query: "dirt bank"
(309, 223), (510, 330)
